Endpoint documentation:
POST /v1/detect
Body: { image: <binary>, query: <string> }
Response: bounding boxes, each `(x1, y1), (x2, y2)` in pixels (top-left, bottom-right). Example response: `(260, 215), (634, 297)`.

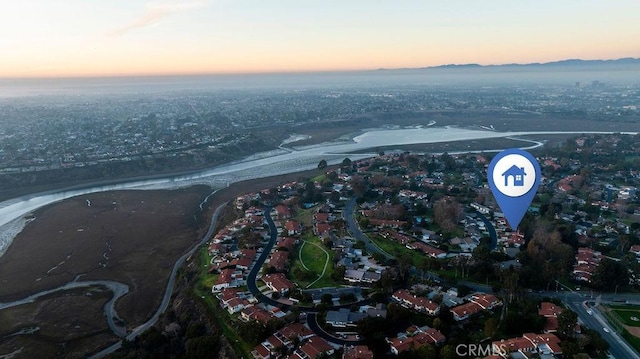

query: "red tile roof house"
(212, 268), (244, 292)
(469, 293), (502, 310)
(291, 337), (335, 359)
(538, 302), (562, 317)
(342, 345), (374, 359)
(276, 237), (298, 251)
(279, 323), (315, 342)
(449, 294), (501, 321)
(450, 302), (483, 321)
(275, 204), (292, 219)
(368, 219), (407, 229)
(408, 242), (446, 258)
(285, 220), (302, 235)
(224, 297), (251, 315)
(314, 212), (330, 223)
(493, 333), (562, 358)
(392, 289), (440, 316)
(263, 273), (295, 295)
(217, 287), (241, 305)
(538, 302), (563, 333)
(573, 247), (602, 282)
(268, 250), (290, 272)
(241, 306), (274, 325)
(251, 342), (273, 359)
(386, 326), (446, 355)
(314, 223), (333, 236)
(252, 323), (315, 359)
(524, 333), (563, 356)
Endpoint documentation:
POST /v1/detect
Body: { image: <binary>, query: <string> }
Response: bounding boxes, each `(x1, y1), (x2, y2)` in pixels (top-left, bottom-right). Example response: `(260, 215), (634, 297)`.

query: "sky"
(1, 0), (638, 78)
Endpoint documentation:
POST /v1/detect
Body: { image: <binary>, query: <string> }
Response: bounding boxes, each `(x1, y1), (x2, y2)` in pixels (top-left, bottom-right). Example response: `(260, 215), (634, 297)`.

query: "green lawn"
(199, 247), (218, 290)
(300, 241), (328, 273)
(294, 206), (318, 228)
(622, 329), (640, 354)
(609, 305), (640, 327)
(289, 231), (338, 289)
(369, 233), (429, 268)
(603, 305), (640, 355)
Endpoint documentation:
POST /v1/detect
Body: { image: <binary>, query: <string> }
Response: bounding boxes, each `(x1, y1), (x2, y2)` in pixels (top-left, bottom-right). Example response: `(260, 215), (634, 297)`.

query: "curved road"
(245, 208), (288, 309)
(307, 313), (366, 345)
(244, 210), (373, 346)
(344, 198), (394, 261)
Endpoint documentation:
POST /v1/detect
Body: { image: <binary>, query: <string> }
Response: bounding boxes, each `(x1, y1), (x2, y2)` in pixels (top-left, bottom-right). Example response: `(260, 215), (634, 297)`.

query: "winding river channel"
(0, 127), (636, 357)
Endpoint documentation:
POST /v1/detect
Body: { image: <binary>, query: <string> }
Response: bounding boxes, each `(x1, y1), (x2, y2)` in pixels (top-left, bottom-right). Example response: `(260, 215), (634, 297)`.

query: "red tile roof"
(343, 345), (374, 359)
(263, 273), (294, 293)
(269, 250), (289, 271)
(279, 323), (314, 341)
(538, 302), (563, 317)
(299, 337), (333, 358)
(451, 302), (483, 320)
(392, 289), (439, 313)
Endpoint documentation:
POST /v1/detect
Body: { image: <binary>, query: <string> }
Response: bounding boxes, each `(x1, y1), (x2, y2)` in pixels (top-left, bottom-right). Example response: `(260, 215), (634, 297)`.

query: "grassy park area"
(289, 232), (336, 289)
(609, 305), (640, 327)
(603, 304), (640, 354)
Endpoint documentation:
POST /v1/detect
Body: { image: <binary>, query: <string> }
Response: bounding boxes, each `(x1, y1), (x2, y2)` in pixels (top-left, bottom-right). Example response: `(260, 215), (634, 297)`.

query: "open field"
(603, 304), (640, 354)
(290, 231), (336, 289)
(609, 305), (640, 327)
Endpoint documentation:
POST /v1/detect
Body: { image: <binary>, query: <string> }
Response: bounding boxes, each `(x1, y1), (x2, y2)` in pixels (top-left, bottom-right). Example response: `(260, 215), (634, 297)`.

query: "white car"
(603, 327), (610, 333)
(587, 310), (593, 315)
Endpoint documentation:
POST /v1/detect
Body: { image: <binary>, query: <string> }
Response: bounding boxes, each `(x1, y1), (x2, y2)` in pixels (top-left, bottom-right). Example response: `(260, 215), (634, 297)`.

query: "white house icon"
(501, 165), (526, 187)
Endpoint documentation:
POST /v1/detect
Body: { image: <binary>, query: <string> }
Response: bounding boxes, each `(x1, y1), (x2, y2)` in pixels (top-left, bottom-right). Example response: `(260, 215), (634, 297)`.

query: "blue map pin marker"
(488, 148), (541, 230)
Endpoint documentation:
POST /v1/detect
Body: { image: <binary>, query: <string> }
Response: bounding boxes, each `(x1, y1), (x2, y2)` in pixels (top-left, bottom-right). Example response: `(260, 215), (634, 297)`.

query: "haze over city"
(2, 0), (639, 77)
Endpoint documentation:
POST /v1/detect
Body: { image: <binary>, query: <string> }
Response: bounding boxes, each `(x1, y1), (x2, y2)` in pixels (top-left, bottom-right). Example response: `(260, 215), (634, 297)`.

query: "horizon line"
(1, 56), (638, 81)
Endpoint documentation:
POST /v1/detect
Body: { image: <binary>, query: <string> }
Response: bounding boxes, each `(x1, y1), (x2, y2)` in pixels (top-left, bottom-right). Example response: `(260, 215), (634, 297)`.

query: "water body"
(0, 127), (636, 256)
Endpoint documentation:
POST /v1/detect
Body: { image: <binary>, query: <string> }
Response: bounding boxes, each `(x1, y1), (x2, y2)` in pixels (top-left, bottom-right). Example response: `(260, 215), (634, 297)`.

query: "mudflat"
(0, 186), (212, 321)
(0, 167), (327, 357)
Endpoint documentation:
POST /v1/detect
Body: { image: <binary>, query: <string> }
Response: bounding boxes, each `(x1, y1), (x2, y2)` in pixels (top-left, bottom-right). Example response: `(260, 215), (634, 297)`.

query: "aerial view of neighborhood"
(3, 1), (640, 358)
(0, 63), (639, 359)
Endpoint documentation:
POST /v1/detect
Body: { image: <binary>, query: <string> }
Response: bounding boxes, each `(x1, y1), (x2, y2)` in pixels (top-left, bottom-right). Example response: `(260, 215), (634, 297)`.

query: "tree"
(341, 157), (352, 168)
(591, 258), (630, 291)
(414, 343), (437, 359)
(320, 293), (333, 305)
(484, 317), (499, 339)
(560, 341), (580, 357)
(525, 224), (574, 286)
(557, 309), (578, 339)
(185, 337), (218, 359)
(317, 159), (327, 169)
(433, 197), (462, 234)
(439, 345), (457, 359)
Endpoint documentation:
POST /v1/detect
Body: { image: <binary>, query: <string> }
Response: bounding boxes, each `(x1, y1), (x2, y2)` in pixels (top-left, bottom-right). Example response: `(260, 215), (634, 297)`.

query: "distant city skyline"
(1, 0), (639, 78)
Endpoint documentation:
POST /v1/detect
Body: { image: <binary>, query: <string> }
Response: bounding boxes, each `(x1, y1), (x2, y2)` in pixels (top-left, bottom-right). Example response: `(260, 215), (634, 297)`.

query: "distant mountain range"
(378, 57), (640, 71)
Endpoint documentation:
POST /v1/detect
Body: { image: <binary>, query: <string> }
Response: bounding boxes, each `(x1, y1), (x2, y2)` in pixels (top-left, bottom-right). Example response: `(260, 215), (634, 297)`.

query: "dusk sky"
(1, 0), (639, 78)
